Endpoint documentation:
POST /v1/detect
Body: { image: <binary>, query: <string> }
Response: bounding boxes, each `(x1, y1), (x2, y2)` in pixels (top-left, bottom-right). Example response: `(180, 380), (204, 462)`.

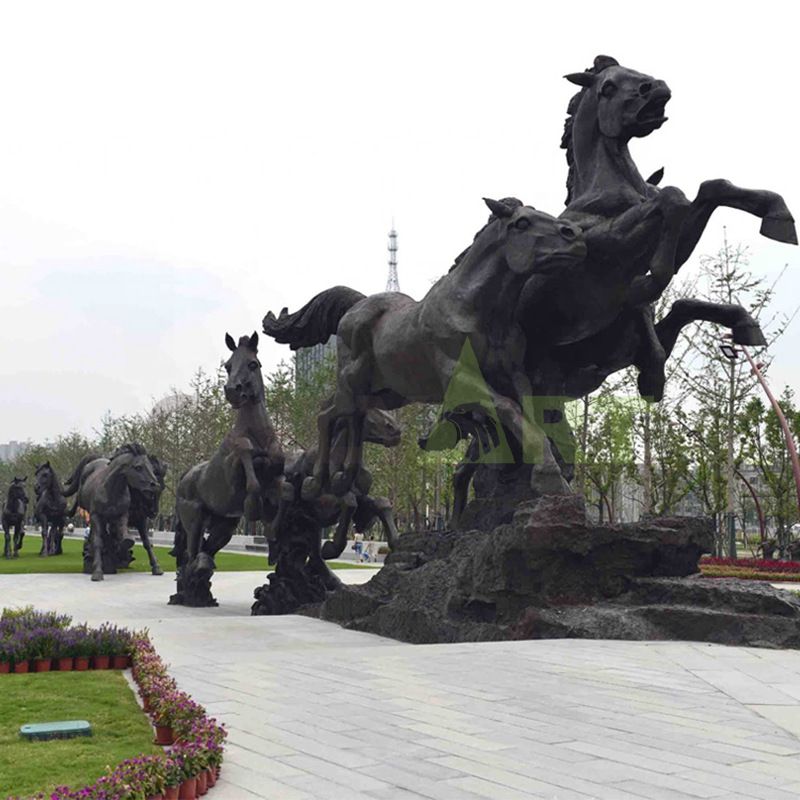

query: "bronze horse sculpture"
(2, 477), (29, 559)
(127, 454), (167, 576)
(170, 332), (284, 607)
(63, 445), (159, 581)
(264, 200), (587, 500)
(34, 462), (67, 556)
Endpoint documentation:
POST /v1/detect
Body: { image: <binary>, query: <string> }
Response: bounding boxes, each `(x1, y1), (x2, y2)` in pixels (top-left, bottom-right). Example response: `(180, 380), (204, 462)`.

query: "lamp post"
(719, 339), (800, 550)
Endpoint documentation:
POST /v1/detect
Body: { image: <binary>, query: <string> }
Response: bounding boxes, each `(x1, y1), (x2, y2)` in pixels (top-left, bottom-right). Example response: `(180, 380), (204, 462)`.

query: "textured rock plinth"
(318, 496), (800, 648)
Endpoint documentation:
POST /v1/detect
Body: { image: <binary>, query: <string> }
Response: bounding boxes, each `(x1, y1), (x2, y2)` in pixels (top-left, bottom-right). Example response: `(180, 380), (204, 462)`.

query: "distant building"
(0, 441), (24, 462)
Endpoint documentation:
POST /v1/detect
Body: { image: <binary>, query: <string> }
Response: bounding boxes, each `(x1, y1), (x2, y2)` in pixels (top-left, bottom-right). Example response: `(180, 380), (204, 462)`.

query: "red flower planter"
(34, 657), (52, 673)
(58, 657), (74, 671)
(206, 768), (216, 787)
(197, 770), (208, 795)
(178, 777), (197, 800)
(112, 654), (130, 669)
(165, 788), (179, 800)
(93, 655), (111, 670)
(13, 660), (29, 674)
(74, 656), (90, 671)
(154, 724), (175, 746)
(0, 661), (9, 674)
(147, 795), (163, 800)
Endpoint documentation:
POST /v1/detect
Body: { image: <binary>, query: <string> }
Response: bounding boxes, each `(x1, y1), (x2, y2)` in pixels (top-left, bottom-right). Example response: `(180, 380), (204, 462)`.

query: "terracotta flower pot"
(197, 770), (207, 795)
(0, 661), (10, 674)
(112, 654), (130, 669)
(165, 788), (179, 800)
(148, 795), (163, 800)
(178, 777), (197, 800)
(93, 655), (111, 670)
(57, 657), (73, 671)
(206, 768), (216, 787)
(142, 694), (153, 713)
(154, 724), (175, 745)
(34, 657), (52, 672)
(13, 660), (29, 674)
(74, 656), (90, 671)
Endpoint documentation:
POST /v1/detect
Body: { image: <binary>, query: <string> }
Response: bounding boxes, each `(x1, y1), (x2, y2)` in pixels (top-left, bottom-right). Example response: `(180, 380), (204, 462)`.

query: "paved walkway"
(4, 570), (800, 799)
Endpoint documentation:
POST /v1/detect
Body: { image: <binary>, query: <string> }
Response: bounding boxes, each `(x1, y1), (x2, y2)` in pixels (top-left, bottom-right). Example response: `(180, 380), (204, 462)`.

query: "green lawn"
(0, 670), (159, 798)
(0, 536), (369, 574)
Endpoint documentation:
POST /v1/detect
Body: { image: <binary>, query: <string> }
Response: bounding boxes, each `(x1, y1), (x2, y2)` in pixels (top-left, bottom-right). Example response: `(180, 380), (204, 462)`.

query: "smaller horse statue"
(170, 332), (284, 607)
(2, 477), (29, 559)
(128, 454), (167, 576)
(263, 198), (587, 502)
(63, 445), (160, 581)
(34, 462), (67, 556)
(252, 406), (402, 616)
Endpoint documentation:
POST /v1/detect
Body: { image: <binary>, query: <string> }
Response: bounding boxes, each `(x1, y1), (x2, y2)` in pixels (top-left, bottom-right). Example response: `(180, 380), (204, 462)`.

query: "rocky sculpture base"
(317, 495), (800, 648)
(82, 536), (135, 575)
(168, 553), (218, 607)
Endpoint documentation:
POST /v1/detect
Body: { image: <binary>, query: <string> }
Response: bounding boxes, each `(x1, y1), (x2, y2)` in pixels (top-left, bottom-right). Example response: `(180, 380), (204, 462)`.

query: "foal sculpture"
(34, 462), (67, 556)
(2, 477), (28, 559)
(63, 445), (159, 581)
(170, 332), (284, 607)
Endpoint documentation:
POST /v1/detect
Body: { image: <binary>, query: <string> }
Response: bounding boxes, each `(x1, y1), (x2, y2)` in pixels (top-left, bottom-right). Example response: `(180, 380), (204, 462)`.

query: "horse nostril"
(639, 82), (652, 96)
(559, 225), (576, 240)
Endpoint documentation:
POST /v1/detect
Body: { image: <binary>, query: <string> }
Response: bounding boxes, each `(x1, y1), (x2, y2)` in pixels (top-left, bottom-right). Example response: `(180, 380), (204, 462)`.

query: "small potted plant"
(54, 629), (74, 671)
(112, 628), (133, 669)
(92, 624), (114, 669)
(163, 756), (183, 800)
(11, 631), (30, 673)
(72, 625), (92, 671)
(0, 639), (10, 673)
(31, 628), (56, 672)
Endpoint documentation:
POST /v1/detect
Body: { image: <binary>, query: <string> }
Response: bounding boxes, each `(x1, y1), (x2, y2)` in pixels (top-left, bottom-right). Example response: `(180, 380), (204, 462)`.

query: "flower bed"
(3, 609), (226, 800)
(701, 557), (800, 573)
(0, 607), (132, 674)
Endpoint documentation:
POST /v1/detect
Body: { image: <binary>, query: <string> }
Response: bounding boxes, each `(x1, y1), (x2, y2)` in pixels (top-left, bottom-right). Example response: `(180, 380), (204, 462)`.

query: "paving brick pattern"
(4, 571), (800, 799)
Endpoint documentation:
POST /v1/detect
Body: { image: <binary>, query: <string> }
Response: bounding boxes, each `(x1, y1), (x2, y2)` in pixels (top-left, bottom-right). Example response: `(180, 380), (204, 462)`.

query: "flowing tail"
(263, 286), (366, 350)
(62, 453), (100, 497)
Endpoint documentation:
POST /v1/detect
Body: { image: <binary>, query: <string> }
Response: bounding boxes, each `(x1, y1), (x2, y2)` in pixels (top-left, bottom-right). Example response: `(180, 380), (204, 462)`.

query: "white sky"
(0, 0), (798, 442)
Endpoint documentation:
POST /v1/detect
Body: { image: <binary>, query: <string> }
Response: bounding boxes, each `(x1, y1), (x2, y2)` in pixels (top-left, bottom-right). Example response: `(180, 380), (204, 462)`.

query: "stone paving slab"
(3, 571), (800, 799)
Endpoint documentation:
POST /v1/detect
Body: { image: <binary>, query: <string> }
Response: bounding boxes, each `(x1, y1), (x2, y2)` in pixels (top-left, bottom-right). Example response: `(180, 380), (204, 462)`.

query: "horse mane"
(449, 198), (524, 273)
(561, 56), (619, 205)
(110, 443), (148, 462)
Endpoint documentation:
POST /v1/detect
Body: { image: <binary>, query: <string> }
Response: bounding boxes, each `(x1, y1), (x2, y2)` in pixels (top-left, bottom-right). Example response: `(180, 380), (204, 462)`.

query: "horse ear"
(593, 55), (619, 71)
(225, 333), (237, 352)
(483, 198), (514, 218)
(248, 331), (259, 351)
(564, 71), (595, 88)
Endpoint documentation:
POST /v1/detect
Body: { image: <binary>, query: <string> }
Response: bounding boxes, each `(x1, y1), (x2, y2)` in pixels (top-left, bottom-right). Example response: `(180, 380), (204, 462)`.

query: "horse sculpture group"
(3, 56), (795, 608)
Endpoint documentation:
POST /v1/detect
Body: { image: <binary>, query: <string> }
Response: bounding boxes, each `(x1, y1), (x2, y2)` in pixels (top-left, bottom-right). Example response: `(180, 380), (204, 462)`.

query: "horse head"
(109, 443), (159, 495)
(6, 477), (28, 512)
(481, 197), (586, 275)
(34, 462), (54, 497)
(564, 55), (671, 143)
(223, 331), (263, 409)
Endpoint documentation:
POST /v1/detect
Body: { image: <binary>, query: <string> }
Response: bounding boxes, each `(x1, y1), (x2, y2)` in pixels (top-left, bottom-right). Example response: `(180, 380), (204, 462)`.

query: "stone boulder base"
(318, 496), (800, 648)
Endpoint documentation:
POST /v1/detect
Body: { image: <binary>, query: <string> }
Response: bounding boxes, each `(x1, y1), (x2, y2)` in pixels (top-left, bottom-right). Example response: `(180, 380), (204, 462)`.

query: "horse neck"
(439, 235), (504, 300)
(234, 392), (277, 447)
(568, 109), (648, 211)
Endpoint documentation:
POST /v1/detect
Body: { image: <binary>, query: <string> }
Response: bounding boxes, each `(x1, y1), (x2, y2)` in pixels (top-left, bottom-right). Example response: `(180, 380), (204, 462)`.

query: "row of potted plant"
(0, 607), (133, 674)
(9, 628), (226, 800)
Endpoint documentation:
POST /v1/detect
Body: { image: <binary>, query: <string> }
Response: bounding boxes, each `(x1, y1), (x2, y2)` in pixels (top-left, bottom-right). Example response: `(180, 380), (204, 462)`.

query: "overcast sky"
(0, 0), (798, 443)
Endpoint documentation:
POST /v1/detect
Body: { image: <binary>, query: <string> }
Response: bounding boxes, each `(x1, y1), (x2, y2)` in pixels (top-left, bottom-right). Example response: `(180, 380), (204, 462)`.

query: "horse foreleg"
(674, 180), (797, 268)
(304, 402), (337, 500)
(138, 523), (163, 576)
(90, 517), (105, 581)
(3, 523), (9, 559)
(236, 438), (263, 521)
(320, 503), (355, 560)
(39, 514), (49, 557)
(14, 521), (24, 556)
(655, 298), (766, 356)
(332, 412), (366, 496)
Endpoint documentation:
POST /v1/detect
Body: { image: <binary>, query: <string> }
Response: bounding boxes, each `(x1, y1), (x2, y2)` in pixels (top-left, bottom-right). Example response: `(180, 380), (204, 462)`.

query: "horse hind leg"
(14, 521), (24, 557)
(3, 523), (10, 559)
(90, 518), (105, 581)
(139, 524), (163, 576)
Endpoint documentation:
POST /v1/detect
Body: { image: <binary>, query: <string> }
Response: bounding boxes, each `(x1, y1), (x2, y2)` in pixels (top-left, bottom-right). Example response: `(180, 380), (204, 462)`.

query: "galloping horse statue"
(2, 477), (28, 559)
(519, 54), (795, 402)
(263, 200), (587, 500)
(63, 445), (160, 581)
(252, 406), (402, 615)
(170, 332), (284, 607)
(128, 454), (167, 576)
(34, 462), (67, 556)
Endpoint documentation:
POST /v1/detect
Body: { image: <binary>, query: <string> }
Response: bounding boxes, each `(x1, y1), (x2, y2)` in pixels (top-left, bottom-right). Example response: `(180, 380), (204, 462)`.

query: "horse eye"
(249, 360), (259, 370)
(600, 81), (617, 98)
(514, 218), (531, 231)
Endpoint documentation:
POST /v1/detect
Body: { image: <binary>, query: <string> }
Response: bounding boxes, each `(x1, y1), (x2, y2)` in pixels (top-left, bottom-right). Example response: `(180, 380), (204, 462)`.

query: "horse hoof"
(301, 477), (322, 501)
(732, 322), (767, 347)
(151, 566), (164, 576)
(91, 571), (104, 582)
(760, 216), (798, 245)
(330, 472), (351, 496)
